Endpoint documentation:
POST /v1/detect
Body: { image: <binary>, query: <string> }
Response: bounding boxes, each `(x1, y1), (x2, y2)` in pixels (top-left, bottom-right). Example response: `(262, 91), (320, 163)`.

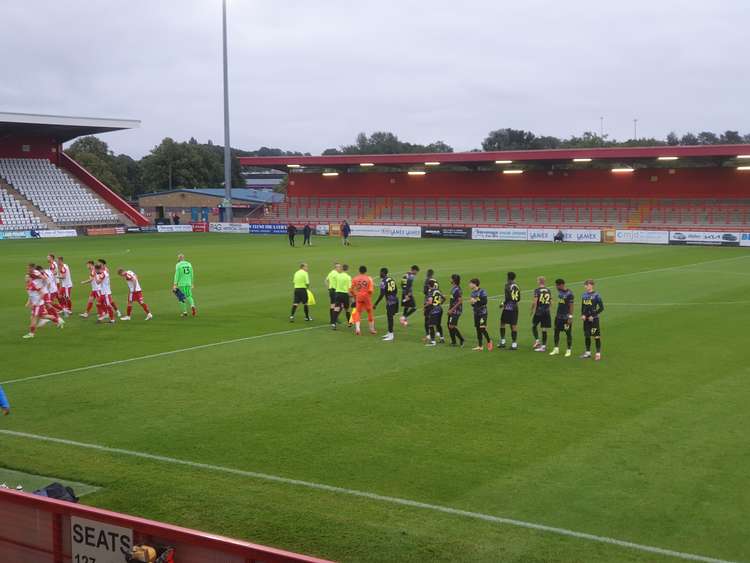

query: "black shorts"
(448, 313), (461, 326)
(293, 288), (308, 304)
(402, 295), (415, 309)
(555, 317), (571, 331)
(474, 313), (488, 328)
(328, 288), (336, 304)
(584, 318), (601, 337)
(533, 312), (551, 329)
(335, 292), (350, 307)
(500, 309), (519, 325)
(386, 303), (399, 317)
(429, 309), (443, 326)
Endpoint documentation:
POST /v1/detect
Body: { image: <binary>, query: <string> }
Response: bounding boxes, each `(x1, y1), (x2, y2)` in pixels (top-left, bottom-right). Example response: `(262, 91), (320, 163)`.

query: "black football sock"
(476, 327), (483, 345)
(542, 331), (548, 345)
(595, 338), (601, 352)
(429, 326), (436, 342)
(329, 309), (334, 323)
(387, 314), (394, 333)
(566, 329), (573, 349)
(455, 327), (464, 344)
(585, 335), (592, 352)
(511, 330), (517, 343)
(424, 318), (430, 336)
(448, 327), (456, 344)
(481, 327), (490, 343)
(532, 325), (539, 340)
(331, 309), (339, 324)
(500, 327), (506, 339)
(303, 305), (309, 318)
(438, 325), (444, 339)
(290, 305), (297, 316)
(554, 328), (560, 346)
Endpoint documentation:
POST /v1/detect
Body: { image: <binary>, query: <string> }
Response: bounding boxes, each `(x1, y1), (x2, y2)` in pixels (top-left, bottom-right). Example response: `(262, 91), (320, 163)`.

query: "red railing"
(59, 153), (150, 227)
(0, 488), (332, 563)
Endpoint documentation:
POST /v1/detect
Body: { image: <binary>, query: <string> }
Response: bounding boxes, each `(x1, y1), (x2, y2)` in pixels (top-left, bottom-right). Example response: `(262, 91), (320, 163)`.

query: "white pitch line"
(0, 429), (734, 563)
(1, 323), (331, 385)
(4, 253), (748, 386)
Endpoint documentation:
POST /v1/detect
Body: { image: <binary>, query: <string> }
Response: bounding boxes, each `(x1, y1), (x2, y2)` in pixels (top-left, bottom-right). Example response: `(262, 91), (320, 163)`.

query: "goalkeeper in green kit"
(173, 253), (196, 317)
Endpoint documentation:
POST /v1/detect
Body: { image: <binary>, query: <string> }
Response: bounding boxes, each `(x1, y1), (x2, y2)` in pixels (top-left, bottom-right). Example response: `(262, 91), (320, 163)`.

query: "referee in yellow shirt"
(290, 263), (312, 322)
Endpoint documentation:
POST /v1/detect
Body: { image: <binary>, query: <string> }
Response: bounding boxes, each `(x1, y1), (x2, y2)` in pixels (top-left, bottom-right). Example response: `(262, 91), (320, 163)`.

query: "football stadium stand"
(0, 158), (120, 225)
(0, 112), (149, 230)
(0, 186), (45, 231)
(240, 145), (750, 230)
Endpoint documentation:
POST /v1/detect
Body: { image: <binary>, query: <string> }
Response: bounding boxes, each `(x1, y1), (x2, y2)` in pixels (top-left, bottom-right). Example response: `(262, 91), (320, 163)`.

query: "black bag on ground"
(33, 482), (79, 503)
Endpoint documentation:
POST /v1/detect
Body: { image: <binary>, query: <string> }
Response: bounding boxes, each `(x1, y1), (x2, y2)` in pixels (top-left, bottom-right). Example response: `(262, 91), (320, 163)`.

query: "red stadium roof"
(239, 144), (750, 169)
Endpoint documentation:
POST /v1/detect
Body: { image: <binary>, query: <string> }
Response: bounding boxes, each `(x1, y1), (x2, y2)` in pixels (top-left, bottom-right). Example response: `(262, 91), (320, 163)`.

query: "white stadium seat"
(0, 158), (120, 226)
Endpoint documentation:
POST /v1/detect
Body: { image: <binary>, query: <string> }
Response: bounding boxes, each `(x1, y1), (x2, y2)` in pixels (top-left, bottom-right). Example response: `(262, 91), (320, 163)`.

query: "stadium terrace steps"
(0, 178), (52, 231)
(0, 158), (122, 228)
(58, 167), (132, 226)
(266, 196), (750, 229)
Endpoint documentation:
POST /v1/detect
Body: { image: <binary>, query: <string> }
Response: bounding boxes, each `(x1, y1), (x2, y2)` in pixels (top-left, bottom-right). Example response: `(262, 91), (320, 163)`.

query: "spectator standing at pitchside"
(303, 224), (312, 246)
(341, 220), (352, 246)
(287, 224), (297, 247)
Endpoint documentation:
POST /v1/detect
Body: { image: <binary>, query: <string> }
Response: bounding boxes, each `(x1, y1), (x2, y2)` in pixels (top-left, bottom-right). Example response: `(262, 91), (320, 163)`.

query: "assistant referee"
(290, 263), (311, 322)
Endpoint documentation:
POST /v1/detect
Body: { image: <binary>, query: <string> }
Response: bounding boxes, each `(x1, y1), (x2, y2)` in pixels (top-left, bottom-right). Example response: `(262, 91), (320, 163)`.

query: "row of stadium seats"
(0, 158), (120, 225)
(268, 197), (750, 228)
(0, 189), (45, 231)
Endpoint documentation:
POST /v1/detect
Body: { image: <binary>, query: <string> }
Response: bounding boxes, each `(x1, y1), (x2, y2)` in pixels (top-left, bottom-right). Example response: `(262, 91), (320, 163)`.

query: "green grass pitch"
(1, 233), (749, 562)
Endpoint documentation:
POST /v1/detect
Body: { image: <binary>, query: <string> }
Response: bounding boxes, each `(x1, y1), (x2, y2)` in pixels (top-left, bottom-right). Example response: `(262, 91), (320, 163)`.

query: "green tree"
(331, 132), (453, 155)
(66, 137), (133, 196)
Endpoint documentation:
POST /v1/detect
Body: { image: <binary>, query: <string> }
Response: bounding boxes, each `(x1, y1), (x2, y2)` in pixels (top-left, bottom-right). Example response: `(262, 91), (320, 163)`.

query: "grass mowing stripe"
(0, 429), (735, 563)
(1, 323), (329, 385)
(5, 253), (748, 387)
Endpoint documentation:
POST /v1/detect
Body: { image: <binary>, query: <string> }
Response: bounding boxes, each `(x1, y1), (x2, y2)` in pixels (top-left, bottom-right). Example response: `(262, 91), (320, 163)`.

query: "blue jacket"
(0, 385), (9, 410)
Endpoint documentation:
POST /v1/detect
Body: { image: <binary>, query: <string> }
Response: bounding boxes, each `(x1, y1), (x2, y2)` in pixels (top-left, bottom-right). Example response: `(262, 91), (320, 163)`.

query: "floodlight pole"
(222, 0), (233, 222)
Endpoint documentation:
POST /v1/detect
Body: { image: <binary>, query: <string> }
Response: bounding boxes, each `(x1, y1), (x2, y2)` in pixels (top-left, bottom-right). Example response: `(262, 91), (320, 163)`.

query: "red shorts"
(60, 287), (71, 298)
(98, 294), (112, 307)
(31, 304), (46, 317)
(129, 291), (144, 304)
(89, 290), (100, 300)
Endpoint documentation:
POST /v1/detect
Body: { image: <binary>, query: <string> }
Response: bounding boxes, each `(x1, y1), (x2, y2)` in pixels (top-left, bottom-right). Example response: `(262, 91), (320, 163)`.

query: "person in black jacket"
(287, 224), (297, 247)
(303, 224), (312, 246)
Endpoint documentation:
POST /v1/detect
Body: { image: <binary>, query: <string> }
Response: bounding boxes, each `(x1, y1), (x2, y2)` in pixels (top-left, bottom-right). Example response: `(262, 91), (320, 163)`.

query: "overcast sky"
(2, 1), (748, 158)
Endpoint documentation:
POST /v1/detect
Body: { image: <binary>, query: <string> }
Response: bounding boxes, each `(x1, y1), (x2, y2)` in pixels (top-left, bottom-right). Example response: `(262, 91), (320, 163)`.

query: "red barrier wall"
(60, 152), (150, 226)
(0, 488), (331, 563)
(288, 168), (750, 199)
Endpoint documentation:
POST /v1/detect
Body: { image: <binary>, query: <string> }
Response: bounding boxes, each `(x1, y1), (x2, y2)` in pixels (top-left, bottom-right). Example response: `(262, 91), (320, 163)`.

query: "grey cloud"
(1, 0), (748, 158)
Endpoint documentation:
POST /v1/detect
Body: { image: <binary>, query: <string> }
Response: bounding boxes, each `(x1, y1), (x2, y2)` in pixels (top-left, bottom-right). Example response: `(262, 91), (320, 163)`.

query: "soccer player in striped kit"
(118, 269), (153, 321)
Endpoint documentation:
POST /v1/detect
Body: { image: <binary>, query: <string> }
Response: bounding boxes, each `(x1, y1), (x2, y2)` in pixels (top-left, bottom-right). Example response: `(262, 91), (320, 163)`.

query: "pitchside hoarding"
(472, 228), (601, 243)
(156, 224), (193, 233)
(615, 230), (669, 245)
(421, 226), (471, 239)
(248, 223), (287, 234)
(741, 233), (750, 247)
(351, 225), (422, 238)
(471, 227), (527, 241)
(38, 229), (78, 238)
(669, 231), (741, 246)
(210, 222), (250, 233)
